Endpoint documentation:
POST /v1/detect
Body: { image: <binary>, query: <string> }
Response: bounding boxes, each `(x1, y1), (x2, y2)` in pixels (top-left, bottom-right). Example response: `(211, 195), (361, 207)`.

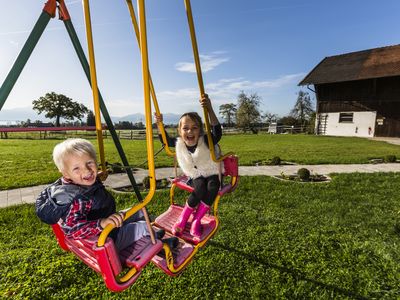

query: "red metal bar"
(57, 0), (71, 21)
(0, 126), (98, 132)
(43, 0), (57, 18)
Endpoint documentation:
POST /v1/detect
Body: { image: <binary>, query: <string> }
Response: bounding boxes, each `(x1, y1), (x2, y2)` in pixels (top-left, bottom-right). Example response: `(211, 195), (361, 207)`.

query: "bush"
(270, 156), (281, 165)
(142, 176), (151, 189)
(107, 162), (124, 174)
(297, 168), (311, 181)
(385, 155), (397, 163)
(160, 178), (169, 188)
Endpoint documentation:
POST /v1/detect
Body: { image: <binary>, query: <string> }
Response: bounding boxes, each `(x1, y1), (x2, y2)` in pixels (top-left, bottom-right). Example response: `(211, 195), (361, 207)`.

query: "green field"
(1, 174), (399, 299)
(1, 134), (400, 299)
(1, 134), (399, 190)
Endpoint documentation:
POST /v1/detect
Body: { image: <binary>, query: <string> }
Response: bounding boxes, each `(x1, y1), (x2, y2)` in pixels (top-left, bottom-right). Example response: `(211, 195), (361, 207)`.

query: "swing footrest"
(151, 230), (195, 276)
(154, 204), (217, 245)
(120, 236), (163, 269)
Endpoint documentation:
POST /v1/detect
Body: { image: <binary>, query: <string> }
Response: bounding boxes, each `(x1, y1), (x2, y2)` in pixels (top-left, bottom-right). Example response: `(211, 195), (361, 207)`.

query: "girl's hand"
(154, 112), (163, 123)
(100, 211), (125, 229)
(199, 94), (211, 109)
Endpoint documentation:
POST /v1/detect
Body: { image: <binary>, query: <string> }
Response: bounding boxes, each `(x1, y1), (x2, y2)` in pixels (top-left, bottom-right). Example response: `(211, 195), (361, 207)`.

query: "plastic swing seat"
(151, 155), (239, 275)
(51, 222), (163, 292)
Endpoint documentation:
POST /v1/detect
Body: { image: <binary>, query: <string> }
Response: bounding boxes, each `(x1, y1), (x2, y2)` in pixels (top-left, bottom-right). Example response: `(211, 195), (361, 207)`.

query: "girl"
(155, 94), (223, 240)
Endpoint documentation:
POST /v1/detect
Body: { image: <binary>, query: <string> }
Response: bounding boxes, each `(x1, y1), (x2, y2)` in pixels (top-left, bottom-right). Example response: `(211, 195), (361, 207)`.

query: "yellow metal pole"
(82, 0), (106, 172)
(184, 0), (227, 162)
(97, 0), (159, 247)
(137, 0), (156, 243)
(183, 0), (205, 96)
(185, 0), (234, 162)
(125, 0), (175, 157)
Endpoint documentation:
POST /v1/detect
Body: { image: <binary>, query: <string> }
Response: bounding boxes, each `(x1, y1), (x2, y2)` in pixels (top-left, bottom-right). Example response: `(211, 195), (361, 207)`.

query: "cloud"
(9, 40), (19, 47)
(0, 30), (30, 37)
(0, 73), (306, 119)
(204, 73), (305, 96)
(225, 73), (306, 90)
(65, 0), (81, 5)
(175, 52), (230, 73)
(158, 73), (305, 101)
(150, 72), (306, 115)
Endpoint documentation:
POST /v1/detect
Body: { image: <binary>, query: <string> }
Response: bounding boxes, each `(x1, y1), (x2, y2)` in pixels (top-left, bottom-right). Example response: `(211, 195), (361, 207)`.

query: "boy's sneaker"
(161, 237), (179, 249)
(155, 229), (165, 240)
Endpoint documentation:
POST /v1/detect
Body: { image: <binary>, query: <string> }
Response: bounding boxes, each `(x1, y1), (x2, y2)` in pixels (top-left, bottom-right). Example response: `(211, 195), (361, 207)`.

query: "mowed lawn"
(1, 174), (400, 299)
(1, 134), (400, 190)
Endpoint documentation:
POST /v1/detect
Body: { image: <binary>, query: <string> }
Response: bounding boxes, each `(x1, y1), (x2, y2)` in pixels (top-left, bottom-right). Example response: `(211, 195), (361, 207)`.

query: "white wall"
(317, 111), (376, 137)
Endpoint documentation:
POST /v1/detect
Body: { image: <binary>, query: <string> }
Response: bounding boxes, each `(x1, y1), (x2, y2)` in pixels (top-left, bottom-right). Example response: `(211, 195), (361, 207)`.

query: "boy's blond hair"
(53, 138), (97, 172)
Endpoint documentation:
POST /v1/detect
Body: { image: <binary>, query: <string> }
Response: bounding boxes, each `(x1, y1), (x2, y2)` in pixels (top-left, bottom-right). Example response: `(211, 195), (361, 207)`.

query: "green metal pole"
(0, 11), (51, 110)
(63, 19), (143, 201)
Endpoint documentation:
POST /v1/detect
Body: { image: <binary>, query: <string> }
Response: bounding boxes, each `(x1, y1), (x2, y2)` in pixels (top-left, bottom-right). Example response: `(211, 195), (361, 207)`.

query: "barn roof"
(299, 44), (400, 85)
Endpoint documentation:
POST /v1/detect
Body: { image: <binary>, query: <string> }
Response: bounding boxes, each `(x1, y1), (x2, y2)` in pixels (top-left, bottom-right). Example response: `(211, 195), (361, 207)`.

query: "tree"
(235, 91), (262, 133)
(114, 121), (134, 129)
(278, 115), (299, 126)
(263, 112), (279, 125)
(86, 110), (96, 126)
(290, 91), (315, 130)
(22, 119), (31, 127)
(219, 103), (237, 127)
(32, 92), (88, 127)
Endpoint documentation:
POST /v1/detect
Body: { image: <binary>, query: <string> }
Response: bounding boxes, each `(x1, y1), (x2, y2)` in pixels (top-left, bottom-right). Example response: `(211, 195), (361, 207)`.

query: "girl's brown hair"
(178, 112), (204, 135)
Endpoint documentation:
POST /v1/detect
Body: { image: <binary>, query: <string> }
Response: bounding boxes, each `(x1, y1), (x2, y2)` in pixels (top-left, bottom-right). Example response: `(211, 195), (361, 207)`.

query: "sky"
(0, 0), (400, 124)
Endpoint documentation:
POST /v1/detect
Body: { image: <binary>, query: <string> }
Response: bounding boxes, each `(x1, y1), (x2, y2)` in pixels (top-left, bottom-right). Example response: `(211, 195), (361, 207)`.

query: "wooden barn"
(299, 44), (400, 137)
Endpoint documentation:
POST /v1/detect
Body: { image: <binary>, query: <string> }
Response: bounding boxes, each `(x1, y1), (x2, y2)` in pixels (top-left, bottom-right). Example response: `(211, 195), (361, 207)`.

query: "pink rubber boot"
(190, 202), (210, 240)
(172, 203), (194, 236)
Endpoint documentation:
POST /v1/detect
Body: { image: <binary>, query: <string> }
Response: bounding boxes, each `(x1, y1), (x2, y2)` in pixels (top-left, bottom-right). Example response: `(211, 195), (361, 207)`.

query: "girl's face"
(62, 152), (98, 186)
(179, 116), (201, 147)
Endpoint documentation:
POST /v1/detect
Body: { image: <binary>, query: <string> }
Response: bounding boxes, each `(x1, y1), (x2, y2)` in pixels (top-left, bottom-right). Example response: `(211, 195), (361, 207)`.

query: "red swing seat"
(51, 223), (163, 292)
(172, 154), (239, 195)
(155, 155), (238, 244)
(151, 155), (239, 275)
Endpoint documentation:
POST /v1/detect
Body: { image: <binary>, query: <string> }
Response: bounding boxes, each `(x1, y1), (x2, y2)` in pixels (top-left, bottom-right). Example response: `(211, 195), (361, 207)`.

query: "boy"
(36, 138), (168, 251)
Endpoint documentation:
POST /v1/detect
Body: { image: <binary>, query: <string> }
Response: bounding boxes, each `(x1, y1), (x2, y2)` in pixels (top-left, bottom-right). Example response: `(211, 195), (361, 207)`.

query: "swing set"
(0, 0), (239, 292)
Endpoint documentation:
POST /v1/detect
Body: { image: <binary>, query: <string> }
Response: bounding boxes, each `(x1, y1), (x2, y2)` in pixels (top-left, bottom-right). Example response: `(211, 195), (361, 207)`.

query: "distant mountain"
(112, 113), (181, 125)
(111, 113), (144, 123)
(0, 107), (183, 125)
(0, 107), (46, 123)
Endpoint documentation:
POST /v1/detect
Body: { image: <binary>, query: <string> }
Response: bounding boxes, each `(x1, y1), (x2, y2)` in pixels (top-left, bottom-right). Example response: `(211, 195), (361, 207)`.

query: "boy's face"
(62, 152), (97, 186)
(179, 116), (201, 147)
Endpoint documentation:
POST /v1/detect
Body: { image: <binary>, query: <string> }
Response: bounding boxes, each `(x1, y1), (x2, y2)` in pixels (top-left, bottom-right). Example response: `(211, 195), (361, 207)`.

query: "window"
(339, 112), (353, 123)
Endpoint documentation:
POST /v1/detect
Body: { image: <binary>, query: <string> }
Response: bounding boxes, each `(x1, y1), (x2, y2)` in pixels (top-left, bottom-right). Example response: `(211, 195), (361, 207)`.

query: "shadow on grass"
(209, 240), (368, 300)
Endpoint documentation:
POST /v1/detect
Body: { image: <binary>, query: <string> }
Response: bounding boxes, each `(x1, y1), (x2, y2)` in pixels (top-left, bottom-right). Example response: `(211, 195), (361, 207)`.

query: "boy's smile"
(62, 153), (98, 186)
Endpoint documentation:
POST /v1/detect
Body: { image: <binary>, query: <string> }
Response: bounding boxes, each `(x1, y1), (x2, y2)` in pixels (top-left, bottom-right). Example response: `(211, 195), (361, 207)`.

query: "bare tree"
(219, 103), (237, 127)
(290, 91), (315, 130)
(235, 91), (262, 133)
(263, 112), (279, 125)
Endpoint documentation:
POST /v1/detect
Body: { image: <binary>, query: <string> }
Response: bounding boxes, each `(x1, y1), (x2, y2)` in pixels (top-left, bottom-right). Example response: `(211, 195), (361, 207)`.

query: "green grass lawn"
(1, 174), (399, 299)
(1, 134), (399, 190)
